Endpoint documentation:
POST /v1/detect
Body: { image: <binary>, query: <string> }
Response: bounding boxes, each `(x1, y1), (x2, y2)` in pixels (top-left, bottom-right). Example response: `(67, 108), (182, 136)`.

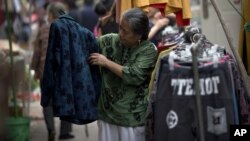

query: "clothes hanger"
(168, 39), (221, 70)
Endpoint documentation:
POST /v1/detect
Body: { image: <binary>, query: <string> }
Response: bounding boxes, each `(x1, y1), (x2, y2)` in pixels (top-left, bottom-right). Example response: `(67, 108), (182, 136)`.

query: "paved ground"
(29, 101), (98, 141)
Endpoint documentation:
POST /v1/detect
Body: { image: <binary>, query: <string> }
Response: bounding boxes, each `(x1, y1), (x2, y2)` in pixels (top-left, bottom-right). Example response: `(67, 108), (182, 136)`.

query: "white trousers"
(98, 120), (145, 141)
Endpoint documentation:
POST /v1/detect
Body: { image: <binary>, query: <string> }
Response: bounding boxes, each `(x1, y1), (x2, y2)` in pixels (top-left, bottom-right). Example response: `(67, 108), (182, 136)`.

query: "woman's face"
(119, 17), (141, 47)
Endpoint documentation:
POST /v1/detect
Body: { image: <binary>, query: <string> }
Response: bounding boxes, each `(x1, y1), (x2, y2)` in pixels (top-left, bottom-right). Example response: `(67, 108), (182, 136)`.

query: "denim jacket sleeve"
(84, 29), (101, 97)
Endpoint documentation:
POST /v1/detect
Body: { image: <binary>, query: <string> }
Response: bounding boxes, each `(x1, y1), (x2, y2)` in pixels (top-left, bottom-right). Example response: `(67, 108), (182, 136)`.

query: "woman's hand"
(89, 53), (109, 67)
(89, 53), (123, 77)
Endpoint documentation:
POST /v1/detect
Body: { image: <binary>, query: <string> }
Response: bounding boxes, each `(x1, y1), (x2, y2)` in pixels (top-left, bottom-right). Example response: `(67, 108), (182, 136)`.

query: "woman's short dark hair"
(122, 8), (149, 41)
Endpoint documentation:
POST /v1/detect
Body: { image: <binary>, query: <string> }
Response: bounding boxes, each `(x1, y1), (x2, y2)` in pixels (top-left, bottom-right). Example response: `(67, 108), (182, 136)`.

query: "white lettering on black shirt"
(171, 76), (220, 96)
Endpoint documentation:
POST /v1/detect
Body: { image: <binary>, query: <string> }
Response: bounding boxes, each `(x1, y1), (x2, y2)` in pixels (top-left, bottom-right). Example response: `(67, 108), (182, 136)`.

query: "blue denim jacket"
(41, 15), (101, 124)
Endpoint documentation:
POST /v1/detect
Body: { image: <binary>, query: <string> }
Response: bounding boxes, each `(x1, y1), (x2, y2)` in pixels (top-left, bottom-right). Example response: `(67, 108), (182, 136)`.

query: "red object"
(0, 9), (4, 25)
(175, 11), (190, 26)
(157, 42), (176, 53)
(17, 92), (41, 101)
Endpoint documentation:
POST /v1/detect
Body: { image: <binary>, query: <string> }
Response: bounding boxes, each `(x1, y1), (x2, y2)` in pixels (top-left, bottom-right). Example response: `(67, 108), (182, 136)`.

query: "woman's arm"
(89, 43), (158, 86)
(30, 31), (42, 79)
(148, 18), (169, 40)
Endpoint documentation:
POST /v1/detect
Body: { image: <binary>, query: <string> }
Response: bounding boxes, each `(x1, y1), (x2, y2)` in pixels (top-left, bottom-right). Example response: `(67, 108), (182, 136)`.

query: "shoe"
(58, 133), (75, 140)
(48, 131), (55, 141)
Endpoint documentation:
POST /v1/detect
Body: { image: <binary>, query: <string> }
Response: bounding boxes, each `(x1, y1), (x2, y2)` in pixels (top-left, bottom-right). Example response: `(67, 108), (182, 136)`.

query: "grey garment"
(0, 24), (7, 39)
(43, 100), (72, 135)
(43, 104), (55, 132)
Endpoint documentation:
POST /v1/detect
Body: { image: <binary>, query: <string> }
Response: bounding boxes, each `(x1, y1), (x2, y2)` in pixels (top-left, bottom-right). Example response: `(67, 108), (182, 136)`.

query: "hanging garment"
(41, 15), (101, 125)
(119, 0), (150, 15)
(165, 0), (191, 26)
(116, 0), (191, 26)
(154, 59), (237, 141)
(229, 56), (250, 124)
(134, 0), (150, 12)
(148, 47), (175, 97)
(238, 0), (250, 75)
(146, 47), (174, 141)
(134, 0), (150, 7)
(120, 0), (132, 19)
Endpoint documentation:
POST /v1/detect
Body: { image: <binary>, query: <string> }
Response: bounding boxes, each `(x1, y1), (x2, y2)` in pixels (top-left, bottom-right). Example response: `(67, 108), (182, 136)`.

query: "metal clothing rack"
(191, 35), (206, 141)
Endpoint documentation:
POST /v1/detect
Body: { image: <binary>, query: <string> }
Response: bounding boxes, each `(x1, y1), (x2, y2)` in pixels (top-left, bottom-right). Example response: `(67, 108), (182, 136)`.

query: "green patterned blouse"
(97, 33), (157, 127)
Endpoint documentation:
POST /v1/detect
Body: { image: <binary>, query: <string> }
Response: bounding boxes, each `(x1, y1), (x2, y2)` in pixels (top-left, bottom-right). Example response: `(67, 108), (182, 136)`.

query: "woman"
(31, 2), (74, 141)
(89, 8), (157, 141)
(99, 3), (119, 36)
(147, 7), (169, 46)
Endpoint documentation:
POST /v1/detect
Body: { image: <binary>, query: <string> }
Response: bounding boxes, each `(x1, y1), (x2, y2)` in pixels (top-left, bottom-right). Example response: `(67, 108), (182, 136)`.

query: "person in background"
(94, 1), (108, 17)
(78, 0), (98, 31)
(89, 8), (158, 141)
(30, 2), (74, 141)
(100, 0), (114, 11)
(93, 1), (108, 37)
(147, 7), (169, 46)
(62, 0), (79, 21)
(94, 2), (119, 37)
